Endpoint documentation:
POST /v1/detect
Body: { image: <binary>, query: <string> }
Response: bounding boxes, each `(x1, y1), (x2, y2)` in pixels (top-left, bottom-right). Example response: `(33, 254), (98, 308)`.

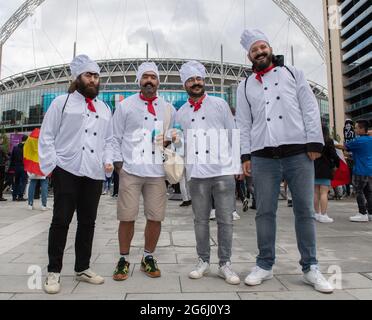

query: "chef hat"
(179, 60), (207, 85)
(136, 62), (160, 85)
(240, 29), (270, 53)
(70, 54), (100, 80)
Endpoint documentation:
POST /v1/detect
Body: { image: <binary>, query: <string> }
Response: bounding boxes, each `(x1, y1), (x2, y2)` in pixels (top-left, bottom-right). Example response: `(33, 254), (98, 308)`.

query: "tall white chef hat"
(70, 54), (100, 80)
(179, 60), (207, 85)
(240, 29), (270, 53)
(136, 62), (160, 86)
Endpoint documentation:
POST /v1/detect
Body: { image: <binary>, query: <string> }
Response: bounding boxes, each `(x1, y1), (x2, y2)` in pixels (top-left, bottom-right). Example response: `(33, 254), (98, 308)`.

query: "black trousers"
(48, 167), (102, 273)
(112, 170), (119, 196)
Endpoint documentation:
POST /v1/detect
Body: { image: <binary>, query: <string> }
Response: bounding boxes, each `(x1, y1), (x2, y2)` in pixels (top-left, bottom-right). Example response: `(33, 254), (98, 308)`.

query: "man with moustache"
(39, 55), (114, 294)
(112, 62), (176, 281)
(236, 30), (334, 293)
(175, 61), (241, 285)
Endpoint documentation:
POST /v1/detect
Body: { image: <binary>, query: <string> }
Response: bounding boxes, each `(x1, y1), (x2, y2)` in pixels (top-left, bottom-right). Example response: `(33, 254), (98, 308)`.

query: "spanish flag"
(23, 128), (44, 176)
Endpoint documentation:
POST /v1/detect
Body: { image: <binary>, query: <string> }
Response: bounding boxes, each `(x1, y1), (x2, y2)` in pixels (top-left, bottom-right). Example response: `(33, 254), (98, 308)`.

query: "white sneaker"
(210, 209), (216, 220)
(303, 265), (334, 293)
(244, 266), (273, 286)
(318, 214), (334, 223)
(28, 205), (34, 210)
(218, 262), (240, 285)
(232, 211), (241, 221)
(44, 272), (61, 294)
(350, 213), (369, 222)
(314, 213), (320, 221)
(75, 268), (104, 284)
(189, 258), (210, 279)
(41, 206), (51, 211)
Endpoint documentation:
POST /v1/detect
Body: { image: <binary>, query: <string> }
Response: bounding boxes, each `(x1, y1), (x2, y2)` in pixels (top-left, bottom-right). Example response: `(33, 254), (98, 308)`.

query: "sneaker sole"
(75, 275), (104, 284)
(244, 274), (273, 286)
(188, 269), (210, 280)
(349, 219), (369, 223)
(218, 273), (240, 285)
(112, 274), (129, 281)
(302, 278), (334, 294)
(44, 286), (60, 294)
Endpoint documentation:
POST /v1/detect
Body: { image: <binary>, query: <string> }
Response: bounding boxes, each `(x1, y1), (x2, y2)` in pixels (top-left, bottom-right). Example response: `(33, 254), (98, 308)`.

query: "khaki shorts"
(117, 170), (167, 222)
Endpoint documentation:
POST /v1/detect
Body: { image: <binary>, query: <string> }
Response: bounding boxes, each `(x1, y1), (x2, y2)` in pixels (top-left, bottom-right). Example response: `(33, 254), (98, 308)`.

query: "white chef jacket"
(236, 65), (324, 157)
(38, 91), (113, 180)
(112, 93), (176, 178)
(175, 94), (241, 181)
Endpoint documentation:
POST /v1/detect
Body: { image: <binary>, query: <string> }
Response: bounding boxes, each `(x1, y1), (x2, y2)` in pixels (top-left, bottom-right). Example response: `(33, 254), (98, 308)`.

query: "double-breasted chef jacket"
(112, 93), (176, 178)
(236, 65), (324, 161)
(39, 90), (113, 180)
(175, 94), (241, 181)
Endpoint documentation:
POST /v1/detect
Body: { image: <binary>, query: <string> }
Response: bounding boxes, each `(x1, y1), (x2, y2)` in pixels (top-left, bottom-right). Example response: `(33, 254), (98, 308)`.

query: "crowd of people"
(0, 28), (371, 297)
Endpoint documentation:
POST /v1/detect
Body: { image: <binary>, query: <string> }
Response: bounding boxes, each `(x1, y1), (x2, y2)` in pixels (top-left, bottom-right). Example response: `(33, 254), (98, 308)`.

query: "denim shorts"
(314, 178), (331, 186)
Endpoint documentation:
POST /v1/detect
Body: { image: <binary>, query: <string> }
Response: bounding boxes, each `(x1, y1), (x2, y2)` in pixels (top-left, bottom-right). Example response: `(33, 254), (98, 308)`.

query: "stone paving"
(0, 192), (372, 300)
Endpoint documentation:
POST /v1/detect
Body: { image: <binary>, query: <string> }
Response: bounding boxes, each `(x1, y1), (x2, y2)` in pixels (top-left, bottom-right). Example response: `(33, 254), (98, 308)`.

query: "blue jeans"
(252, 153), (318, 272)
(189, 175), (235, 265)
(28, 179), (48, 207)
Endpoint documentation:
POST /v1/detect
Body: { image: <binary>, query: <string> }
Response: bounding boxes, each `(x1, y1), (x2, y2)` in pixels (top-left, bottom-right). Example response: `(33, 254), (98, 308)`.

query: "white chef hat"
(240, 29), (270, 53)
(136, 62), (160, 86)
(179, 60), (207, 85)
(70, 54), (100, 80)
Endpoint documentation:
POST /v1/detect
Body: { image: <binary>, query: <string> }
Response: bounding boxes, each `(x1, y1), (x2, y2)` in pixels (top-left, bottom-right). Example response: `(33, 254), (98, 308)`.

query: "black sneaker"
(288, 200), (293, 207)
(113, 257), (130, 281)
(179, 200), (192, 207)
(140, 255), (161, 278)
(243, 198), (249, 212)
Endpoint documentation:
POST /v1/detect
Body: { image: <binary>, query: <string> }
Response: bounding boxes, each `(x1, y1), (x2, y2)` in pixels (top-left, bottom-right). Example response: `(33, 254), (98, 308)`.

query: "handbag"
(161, 104), (185, 184)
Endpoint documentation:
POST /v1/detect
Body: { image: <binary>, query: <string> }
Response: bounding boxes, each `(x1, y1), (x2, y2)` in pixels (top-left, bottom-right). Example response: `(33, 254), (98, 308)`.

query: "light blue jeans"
(189, 175), (235, 265)
(28, 179), (48, 207)
(252, 153), (318, 272)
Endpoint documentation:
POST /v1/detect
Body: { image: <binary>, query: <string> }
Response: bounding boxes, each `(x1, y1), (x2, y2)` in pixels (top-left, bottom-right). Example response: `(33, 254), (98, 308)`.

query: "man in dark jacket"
(0, 137), (8, 201)
(10, 135), (28, 201)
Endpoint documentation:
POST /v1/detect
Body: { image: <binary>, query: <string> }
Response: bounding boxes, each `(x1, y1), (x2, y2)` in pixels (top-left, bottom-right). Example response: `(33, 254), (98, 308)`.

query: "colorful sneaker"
(141, 255), (161, 278)
(113, 257), (130, 281)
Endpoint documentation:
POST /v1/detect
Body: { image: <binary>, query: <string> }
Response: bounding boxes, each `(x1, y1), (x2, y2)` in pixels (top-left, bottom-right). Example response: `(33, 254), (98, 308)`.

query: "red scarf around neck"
(85, 98), (97, 113)
(254, 64), (276, 84)
(188, 94), (206, 112)
(140, 93), (158, 116)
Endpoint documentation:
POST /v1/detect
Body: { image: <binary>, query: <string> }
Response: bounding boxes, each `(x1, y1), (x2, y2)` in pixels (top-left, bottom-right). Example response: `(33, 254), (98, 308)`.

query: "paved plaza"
(0, 193), (372, 300)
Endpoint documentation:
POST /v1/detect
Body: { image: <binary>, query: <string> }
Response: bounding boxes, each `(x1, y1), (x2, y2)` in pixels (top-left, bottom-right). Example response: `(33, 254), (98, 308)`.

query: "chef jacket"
(38, 90), (113, 180)
(236, 65), (324, 161)
(175, 94), (241, 181)
(112, 93), (176, 177)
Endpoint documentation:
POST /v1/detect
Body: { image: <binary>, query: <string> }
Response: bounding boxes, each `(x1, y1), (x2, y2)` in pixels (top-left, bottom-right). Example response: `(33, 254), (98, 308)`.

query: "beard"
(76, 78), (100, 99)
(186, 84), (205, 99)
(252, 52), (273, 72)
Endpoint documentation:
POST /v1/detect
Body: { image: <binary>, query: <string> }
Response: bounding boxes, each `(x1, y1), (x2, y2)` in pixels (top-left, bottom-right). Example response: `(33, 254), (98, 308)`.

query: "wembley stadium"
(0, 58), (329, 134)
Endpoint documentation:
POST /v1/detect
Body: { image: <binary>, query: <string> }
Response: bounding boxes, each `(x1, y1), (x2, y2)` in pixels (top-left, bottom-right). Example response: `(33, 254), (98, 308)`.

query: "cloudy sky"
(0, 0), (327, 87)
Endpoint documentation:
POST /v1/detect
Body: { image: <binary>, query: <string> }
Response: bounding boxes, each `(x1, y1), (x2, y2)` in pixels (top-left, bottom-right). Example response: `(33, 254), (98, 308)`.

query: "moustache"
(143, 82), (155, 88)
(255, 54), (268, 60)
(191, 85), (203, 89)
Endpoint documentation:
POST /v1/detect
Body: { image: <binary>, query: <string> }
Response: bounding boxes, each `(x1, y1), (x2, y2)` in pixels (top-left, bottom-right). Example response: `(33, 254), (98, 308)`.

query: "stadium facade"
(0, 58), (329, 133)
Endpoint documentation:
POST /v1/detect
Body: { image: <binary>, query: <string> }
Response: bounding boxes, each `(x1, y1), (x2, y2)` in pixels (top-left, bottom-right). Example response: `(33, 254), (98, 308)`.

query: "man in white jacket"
(176, 61), (241, 285)
(236, 29), (333, 293)
(39, 55), (113, 294)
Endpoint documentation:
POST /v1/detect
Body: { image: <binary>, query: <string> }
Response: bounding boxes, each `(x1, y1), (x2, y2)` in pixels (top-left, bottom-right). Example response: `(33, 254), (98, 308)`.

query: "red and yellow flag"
(23, 128), (44, 176)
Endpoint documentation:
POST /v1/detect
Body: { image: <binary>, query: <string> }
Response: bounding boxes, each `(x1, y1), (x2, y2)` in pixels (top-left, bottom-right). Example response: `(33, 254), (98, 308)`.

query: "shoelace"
(196, 259), (206, 270)
(48, 273), (59, 283)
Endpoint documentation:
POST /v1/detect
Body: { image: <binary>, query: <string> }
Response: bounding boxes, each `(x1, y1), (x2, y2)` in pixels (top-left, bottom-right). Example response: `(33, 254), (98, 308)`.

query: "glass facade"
(0, 84), (228, 132)
(340, 0), (372, 124)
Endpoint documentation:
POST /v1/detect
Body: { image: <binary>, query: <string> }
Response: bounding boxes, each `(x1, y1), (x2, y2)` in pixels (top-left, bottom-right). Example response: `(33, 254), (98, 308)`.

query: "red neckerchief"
(188, 94), (206, 112)
(139, 93), (157, 116)
(85, 98), (96, 113)
(254, 64), (276, 84)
